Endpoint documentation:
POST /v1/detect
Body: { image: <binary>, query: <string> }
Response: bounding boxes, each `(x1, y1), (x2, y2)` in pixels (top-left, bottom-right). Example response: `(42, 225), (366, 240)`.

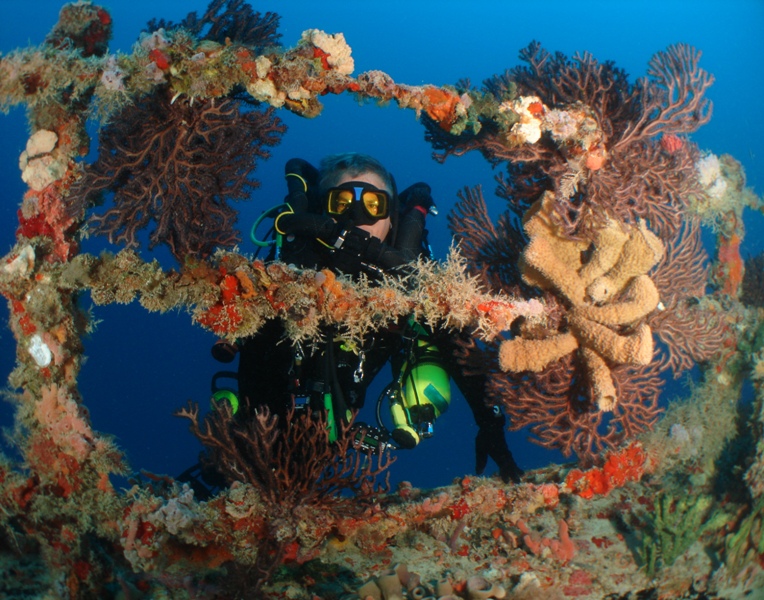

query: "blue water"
(0, 0), (762, 490)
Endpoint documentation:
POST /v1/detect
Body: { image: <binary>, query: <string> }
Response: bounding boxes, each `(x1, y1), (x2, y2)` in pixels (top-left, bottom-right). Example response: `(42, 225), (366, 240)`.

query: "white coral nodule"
(302, 29), (355, 75)
(499, 95), (545, 144)
(28, 334), (52, 367)
(19, 130), (66, 191)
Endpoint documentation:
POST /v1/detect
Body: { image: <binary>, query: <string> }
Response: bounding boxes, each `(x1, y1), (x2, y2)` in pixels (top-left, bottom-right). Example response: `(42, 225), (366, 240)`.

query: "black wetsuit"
(236, 209), (423, 424)
(236, 201), (523, 482)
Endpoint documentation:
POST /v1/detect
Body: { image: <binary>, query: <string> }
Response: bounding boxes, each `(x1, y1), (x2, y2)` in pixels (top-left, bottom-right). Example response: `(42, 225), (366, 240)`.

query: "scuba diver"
(199, 153), (523, 491)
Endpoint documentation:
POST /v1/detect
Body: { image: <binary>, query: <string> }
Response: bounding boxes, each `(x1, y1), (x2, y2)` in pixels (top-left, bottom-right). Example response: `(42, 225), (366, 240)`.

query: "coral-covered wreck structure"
(0, 1), (763, 598)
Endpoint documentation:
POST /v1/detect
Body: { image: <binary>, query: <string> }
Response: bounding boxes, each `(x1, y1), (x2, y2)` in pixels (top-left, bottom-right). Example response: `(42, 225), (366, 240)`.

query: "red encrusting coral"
(564, 442), (648, 499)
(517, 518), (576, 563)
(195, 303), (243, 336)
(17, 182), (79, 263)
(195, 267), (246, 334)
(660, 133), (684, 154)
(423, 87), (462, 131)
(44, 2), (113, 57)
(715, 231), (744, 298)
(147, 48), (171, 70)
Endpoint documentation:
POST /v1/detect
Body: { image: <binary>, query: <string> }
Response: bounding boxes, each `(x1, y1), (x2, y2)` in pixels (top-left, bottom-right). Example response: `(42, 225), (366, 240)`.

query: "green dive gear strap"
(323, 392), (353, 444)
(211, 371), (240, 415)
(324, 392), (337, 443)
(250, 203), (289, 248)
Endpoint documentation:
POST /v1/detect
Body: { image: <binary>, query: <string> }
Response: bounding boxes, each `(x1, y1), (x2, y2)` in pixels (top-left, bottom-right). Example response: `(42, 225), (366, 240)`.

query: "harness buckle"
(353, 349), (365, 383)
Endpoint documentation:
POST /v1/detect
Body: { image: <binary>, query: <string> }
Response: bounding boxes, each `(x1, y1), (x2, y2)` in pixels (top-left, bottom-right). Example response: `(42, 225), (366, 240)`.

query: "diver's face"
(335, 171), (392, 241)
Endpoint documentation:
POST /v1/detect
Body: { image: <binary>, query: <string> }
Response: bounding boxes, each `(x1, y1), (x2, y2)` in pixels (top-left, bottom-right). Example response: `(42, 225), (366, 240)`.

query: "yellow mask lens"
(362, 191), (383, 216)
(326, 184), (390, 219)
(328, 189), (354, 214)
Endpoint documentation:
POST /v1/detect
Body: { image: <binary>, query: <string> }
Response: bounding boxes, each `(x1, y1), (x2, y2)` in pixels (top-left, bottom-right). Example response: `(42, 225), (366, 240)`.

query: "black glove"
(475, 407), (524, 484)
(284, 158), (319, 213)
(332, 226), (380, 258)
(329, 226), (386, 275)
(399, 182), (436, 215)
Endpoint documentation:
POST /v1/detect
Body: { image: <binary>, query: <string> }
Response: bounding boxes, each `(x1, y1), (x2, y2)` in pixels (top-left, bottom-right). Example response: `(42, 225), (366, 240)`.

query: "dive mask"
(326, 181), (390, 225)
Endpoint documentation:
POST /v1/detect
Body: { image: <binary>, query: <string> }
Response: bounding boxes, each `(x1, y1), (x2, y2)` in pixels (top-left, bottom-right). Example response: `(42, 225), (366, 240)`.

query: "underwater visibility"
(1, 0), (764, 598)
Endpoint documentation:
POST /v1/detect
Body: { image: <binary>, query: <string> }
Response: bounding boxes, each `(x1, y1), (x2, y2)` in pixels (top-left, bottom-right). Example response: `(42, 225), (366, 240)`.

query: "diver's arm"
(394, 208), (426, 262)
(276, 210), (412, 271)
(395, 182), (434, 261)
(333, 227), (411, 271)
(275, 210), (338, 240)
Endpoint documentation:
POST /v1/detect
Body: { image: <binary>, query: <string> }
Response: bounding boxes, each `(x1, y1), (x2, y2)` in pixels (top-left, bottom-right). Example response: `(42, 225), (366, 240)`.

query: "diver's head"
(319, 153), (398, 242)
(327, 173), (392, 241)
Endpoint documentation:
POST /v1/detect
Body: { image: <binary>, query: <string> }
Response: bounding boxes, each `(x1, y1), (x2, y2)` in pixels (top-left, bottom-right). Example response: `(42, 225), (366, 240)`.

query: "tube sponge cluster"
(499, 193), (664, 411)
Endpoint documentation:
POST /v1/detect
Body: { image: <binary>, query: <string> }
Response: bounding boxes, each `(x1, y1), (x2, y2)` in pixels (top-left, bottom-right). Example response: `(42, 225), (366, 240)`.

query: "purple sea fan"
(74, 89), (285, 262)
(147, 0), (281, 49)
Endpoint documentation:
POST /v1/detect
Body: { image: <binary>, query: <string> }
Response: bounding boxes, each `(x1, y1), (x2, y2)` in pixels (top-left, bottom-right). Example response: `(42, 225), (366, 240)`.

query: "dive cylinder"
(390, 337), (451, 449)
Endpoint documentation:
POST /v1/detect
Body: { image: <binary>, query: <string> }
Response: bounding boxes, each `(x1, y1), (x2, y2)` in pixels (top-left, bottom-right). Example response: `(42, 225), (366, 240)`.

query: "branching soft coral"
(176, 399), (392, 590)
(176, 401), (392, 507)
(73, 89), (285, 262)
(649, 219), (728, 374)
(429, 42), (713, 240)
(147, 0), (281, 48)
(448, 185), (526, 294)
(488, 348), (665, 465)
(439, 43), (723, 465)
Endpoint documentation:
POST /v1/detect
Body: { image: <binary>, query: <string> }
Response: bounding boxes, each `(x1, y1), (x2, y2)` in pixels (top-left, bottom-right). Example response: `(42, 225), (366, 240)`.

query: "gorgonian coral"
(73, 89), (285, 262)
(176, 398), (392, 591)
(448, 185), (526, 293)
(437, 43), (725, 465)
(489, 354), (665, 463)
(431, 42), (713, 240)
(147, 0), (281, 48)
(649, 219), (729, 374)
(176, 401), (392, 507)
